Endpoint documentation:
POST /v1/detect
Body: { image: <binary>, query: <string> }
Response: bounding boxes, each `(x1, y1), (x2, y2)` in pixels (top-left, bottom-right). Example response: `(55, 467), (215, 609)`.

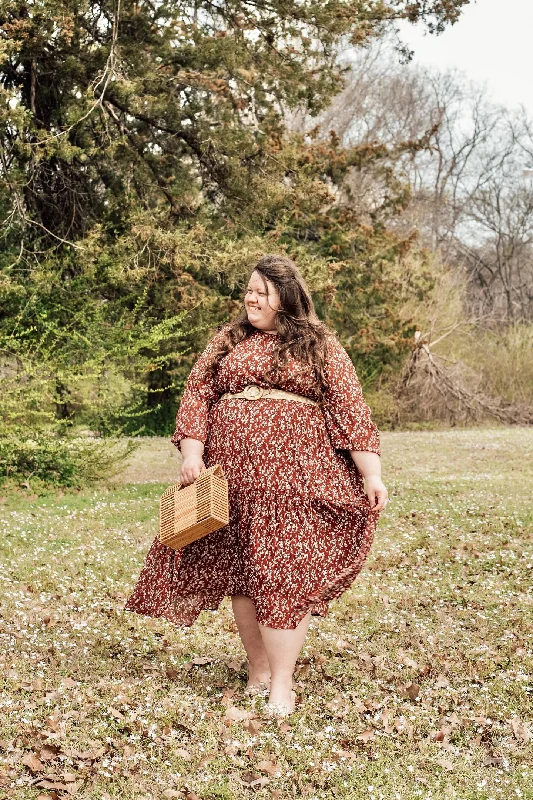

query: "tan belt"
(219, 384), (318, 406)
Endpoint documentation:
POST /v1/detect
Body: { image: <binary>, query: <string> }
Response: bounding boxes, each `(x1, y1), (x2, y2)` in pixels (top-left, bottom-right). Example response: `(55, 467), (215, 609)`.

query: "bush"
(0, 432), (138, 489)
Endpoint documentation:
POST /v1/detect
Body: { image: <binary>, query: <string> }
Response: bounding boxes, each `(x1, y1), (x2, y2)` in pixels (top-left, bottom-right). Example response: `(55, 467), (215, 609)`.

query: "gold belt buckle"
(243, 384), (264, 400)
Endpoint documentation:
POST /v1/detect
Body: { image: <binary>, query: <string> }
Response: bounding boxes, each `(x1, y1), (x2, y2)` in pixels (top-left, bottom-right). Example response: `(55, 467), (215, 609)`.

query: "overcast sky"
(399, 0), (533, 116)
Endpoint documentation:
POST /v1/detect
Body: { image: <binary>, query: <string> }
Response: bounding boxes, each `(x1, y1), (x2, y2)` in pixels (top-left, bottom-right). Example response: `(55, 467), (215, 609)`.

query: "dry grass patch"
(0, 428), (532, 800)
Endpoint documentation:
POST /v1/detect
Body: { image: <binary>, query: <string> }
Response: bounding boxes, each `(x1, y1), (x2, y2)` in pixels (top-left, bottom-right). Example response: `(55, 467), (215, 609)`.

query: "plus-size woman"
(126, 254), (388, 716)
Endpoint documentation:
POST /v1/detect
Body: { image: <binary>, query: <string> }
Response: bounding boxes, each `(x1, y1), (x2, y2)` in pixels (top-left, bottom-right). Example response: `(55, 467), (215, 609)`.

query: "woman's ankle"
(247, 660), (271, 682)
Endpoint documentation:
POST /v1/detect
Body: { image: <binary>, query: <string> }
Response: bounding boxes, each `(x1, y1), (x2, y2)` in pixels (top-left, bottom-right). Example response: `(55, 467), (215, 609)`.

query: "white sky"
(398, 0), (533, 116)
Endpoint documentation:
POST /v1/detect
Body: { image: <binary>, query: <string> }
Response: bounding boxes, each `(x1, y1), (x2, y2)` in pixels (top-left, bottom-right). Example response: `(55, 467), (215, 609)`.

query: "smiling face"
(244, 270), (281, 332)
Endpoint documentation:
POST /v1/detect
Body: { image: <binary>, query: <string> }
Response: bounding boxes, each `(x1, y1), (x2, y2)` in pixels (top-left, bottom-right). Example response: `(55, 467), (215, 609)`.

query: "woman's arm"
(179, 438), (205, 486)
(350, 450), (388, 512)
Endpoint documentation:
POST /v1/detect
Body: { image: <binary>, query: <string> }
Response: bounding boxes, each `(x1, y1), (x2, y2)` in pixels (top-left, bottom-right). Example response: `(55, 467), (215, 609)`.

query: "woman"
(126, 254), (388, 717)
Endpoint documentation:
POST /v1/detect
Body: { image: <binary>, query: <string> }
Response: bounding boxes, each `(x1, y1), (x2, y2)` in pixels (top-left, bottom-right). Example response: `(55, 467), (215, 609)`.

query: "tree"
(0, 0), (469, 434)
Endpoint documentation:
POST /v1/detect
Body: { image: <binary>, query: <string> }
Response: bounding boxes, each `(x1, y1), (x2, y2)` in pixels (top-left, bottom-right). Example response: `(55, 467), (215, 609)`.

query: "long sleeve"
(170, 328), (226, 449)
(321, 335), (381, 456)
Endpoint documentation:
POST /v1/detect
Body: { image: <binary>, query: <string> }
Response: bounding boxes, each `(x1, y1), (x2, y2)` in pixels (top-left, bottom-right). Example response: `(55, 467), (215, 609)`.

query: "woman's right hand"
(180, 455), (206, 486)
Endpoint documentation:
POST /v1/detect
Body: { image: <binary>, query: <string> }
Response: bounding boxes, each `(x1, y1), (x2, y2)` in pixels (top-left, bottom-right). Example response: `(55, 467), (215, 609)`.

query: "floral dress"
(125, 328), (381, 629)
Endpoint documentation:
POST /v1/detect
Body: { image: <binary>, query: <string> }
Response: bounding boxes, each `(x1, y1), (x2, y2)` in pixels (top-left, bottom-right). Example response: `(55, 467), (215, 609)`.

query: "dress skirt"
(125, 328), (381, 629)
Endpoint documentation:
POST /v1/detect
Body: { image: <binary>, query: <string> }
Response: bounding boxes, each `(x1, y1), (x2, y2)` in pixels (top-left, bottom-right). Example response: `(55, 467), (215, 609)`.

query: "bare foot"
(266, 677), (295, 710)
(264, 690), (296, 718)
(245, 666), (271, 695)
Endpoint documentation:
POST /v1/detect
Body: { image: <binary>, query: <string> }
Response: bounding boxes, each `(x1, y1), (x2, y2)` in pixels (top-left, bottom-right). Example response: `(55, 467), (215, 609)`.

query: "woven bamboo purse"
(159, 464), (229, 550)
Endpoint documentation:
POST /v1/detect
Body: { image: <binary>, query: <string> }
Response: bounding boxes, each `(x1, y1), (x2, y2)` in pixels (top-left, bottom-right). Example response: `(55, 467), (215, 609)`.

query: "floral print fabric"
(125, 328), (381, 629)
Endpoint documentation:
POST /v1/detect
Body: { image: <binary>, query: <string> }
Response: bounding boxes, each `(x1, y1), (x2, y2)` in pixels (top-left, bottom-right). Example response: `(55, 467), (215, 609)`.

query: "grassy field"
(1, 428), (532, 800)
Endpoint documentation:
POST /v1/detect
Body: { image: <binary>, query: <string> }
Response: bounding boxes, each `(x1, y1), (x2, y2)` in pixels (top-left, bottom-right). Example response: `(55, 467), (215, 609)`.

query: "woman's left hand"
(365, 475), (389, 512)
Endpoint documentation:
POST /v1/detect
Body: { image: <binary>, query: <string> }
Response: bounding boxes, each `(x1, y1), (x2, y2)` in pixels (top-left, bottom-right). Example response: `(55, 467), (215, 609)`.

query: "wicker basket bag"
(159, 464), (229, 550)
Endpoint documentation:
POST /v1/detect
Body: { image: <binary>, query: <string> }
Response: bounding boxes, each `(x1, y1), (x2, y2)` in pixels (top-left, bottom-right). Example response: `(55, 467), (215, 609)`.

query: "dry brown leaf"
(184, 793), (201, 800)
(356, 729), (374, 743)
(108, 707), (124, 720)
(435, 675), (450, 688)
(175, 748), (192, 761)
(35, 781), (71, 791)
(431, 730), (446, 742)
(436, 758), (454, 771)
(162, 791), (181, 799)
(191, 657), (212, 666)
(39, 745), (60, 761)
(225, 705), (252, 722)
(35, 795), (58, 800)
(22, 752), (44, 772)
(398, 649), (418, 669)
(278, 722), (291, 733)
(123, 745), (134, 758)
(510, 717), (531, 742)
(358, 652), (374, 668)
(22, 678), (44, 691)
(379, 709), (395, 734)
(405, 682), (420, 701)
(256, 759), (280, 776)
(60, 678), (77, 689)
(46, 709), (61, 732)
(243, 718), (261, 735)
(165, 667), (178, 680)
(241, 770), (269, 789)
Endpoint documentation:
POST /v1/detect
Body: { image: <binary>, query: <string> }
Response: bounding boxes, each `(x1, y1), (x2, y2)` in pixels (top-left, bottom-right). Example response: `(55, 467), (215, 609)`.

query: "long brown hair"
(206, 254), (332, 400)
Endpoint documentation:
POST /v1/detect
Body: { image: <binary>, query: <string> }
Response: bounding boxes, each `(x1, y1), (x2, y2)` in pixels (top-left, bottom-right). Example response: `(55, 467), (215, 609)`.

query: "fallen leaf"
(46, 709), (61, 733)
(256, 759), (280, 776)
(243, 718), (261, 735)
(359, 652), (374, 668)
(379, 709), (395, 734)
(278, 722), (291, 733)
(432, 730), (446, 742)
(436, 758), (454, 771)
(165, 668), (178, 680)
(398, 649), (418, 669)
(227, 658), (245, 671)
(405, 682), (420, 701)
(191, 657), (212, 666)
(60, 678), (77, 689)
(123, 745), (134, 758)
(35, 781), (71, 791)
(356, 729), (374, 743)
(175, 748), (192, 761)
(435, 675), (450, 688)
(39, 745), (61, 761)
(108, 707), (124, 720)
(22, 752), (44, 772)
(225, 705), (253, 722)
(36, 795), (59, 800)
(241, 770), (269, 789)
(184, 793), (201, 800)
(510, 717), (531, 742)
(162, 791), (181, 799)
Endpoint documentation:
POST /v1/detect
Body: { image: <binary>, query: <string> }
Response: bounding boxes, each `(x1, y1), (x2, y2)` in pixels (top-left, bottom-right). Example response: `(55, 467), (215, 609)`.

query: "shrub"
(0, 431), (138, 489)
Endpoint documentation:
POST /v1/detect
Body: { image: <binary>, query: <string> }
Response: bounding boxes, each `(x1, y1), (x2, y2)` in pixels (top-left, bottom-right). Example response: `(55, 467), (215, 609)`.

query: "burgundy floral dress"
(125, 328), (381, 629)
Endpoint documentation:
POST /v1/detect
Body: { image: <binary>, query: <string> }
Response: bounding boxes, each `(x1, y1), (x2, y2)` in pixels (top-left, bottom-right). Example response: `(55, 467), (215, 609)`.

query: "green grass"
(1, 428), (532, 800)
